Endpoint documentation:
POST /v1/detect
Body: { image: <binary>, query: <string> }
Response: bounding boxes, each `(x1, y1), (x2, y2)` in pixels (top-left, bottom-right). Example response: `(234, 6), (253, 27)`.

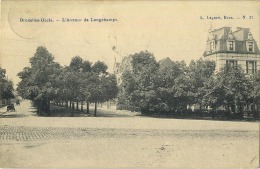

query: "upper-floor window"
(228, 41), (235, 51)
(247, 41), (254, 52)
(210, 41), (214, 51)
(246, 61), (257, 74)
(208, 41), (216, 52)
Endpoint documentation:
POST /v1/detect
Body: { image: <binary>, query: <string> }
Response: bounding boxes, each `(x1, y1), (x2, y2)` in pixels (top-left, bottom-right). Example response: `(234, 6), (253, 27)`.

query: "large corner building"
(203, 27), (260, 75)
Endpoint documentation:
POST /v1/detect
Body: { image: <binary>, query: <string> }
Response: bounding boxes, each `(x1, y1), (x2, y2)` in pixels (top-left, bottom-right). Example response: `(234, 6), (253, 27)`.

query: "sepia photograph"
(0, 0), (259, 168)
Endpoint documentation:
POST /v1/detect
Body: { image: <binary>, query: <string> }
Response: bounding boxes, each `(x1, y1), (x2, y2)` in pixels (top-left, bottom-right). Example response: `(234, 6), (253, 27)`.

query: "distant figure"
(7, 104), (15, 112)
(16, 100), (20, 105)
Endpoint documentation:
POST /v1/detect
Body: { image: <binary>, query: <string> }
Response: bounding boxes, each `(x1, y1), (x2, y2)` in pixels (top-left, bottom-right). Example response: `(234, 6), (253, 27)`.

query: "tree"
(202, 65), (251, 119)
(202, 76), (226, 119)
(69, 56), (84, 112)
(119, 51), (159, 114)
(62, 56), (93, 115)
(0, 68), (6, 79)
(87, 73), (103, 116)
(81, 71), (93, 114)
(69, 56), (83, 71)
(17, 46), (61, 116)
(88, 61), (118, 116)
(249, 71), (260, 119)
(100, 74), (118, 102)
(0, 68), (15, 102)
(55, 56), (117, 117)
(156, 60), (188, 114)
(118, 70), (137, 107)
(1, 80), (15, 101)
(188, 58), (216, 111)
(92, 61), (108, 74)
(80, 60), (93, 113)
(82, 60), (92, 72)
(170, 73), (194, 116)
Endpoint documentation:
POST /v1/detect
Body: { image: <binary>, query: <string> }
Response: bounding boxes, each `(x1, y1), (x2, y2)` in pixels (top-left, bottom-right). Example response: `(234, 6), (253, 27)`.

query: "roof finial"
(208, 22), (213, 32)
(248, 30), (253, 40)
(228, 29), (234, 39)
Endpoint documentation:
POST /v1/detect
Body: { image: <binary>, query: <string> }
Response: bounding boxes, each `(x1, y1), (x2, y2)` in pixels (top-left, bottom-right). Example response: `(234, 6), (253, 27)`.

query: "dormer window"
(208, 33), (215, 40)
(228, 41), (235, 51)
(209, 41), (215, 51)
(246, 41), (254, 52)
(228, 31), (234, 40)
(248, 31), (253, 40)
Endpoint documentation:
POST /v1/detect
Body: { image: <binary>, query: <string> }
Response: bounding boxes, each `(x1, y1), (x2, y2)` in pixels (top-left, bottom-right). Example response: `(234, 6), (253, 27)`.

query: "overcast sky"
(1, 1), (259, 86)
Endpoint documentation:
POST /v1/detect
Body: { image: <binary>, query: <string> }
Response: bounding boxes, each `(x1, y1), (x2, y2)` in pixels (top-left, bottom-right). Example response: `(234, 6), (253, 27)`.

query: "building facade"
(203, 27), (260, 76)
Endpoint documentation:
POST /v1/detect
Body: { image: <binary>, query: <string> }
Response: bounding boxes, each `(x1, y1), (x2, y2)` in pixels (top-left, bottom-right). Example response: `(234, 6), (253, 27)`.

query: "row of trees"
(0, 68), (15, 104)
(17, 47), (118, 116)
(16, 48), (260, 119)
(118, 51), (260, 119)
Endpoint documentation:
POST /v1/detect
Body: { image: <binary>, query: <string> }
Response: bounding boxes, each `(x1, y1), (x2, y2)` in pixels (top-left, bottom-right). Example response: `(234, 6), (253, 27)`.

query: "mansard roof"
(207, 27), (231, 41)
(204, 27), (260, 56)
(157, 57), (174, 71)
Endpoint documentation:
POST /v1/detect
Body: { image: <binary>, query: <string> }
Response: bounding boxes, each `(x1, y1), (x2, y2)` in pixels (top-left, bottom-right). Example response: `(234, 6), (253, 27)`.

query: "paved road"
(0, 100), (259, 168)
(0, 125), (258, 141)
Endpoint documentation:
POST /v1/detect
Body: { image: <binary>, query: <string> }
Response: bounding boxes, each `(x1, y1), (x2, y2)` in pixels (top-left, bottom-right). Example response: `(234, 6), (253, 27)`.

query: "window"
(228, 41), (235, 51)
(209, 41), (215, 51)
(247, 42), (254, 52)
(210, 42), (214, 51)
(226, 60), (237, 67)
(246, 61), (257, 74)
(210, 42), (215, 51)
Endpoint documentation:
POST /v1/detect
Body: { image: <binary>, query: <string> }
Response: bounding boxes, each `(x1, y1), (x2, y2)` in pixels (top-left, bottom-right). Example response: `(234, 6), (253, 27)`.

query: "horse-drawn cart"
(7, 104), (15, 112)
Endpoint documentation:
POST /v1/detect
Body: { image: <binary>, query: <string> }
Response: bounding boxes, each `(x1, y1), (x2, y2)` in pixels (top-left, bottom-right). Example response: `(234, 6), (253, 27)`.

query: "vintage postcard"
(0, 0), (259, 168)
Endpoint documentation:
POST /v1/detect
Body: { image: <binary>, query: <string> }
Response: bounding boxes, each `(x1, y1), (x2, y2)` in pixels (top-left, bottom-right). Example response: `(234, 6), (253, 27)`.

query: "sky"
(1, 1), (260, 86)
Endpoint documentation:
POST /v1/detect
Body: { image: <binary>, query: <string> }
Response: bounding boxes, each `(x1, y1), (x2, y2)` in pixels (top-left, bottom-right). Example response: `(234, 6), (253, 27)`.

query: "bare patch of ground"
(0, 137), (258, 168)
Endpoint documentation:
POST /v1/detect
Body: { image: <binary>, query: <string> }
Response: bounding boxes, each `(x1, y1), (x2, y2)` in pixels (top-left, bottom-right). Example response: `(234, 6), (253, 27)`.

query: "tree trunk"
(76, 102), (79, 111)
(94, 102), (97, 117)
(46, 99), (51, 116)
(86, 102), (89, 114)
(71, 108), (74, 117)
(239, 104), (243, 119)
(69, 101), (72, 109)
(38, 100), (43, 116)
(227, 102), (230, 118)
(81, 101), (83, 112)
(107, 101), (110, 109)
(66, 101), (68, 108)
(212, 107), (215, 119)
(252, 104), (258, 119)
(72, 102), (75, 110)
(37, 106), (40, 115)
(256, 104), (259, 119)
